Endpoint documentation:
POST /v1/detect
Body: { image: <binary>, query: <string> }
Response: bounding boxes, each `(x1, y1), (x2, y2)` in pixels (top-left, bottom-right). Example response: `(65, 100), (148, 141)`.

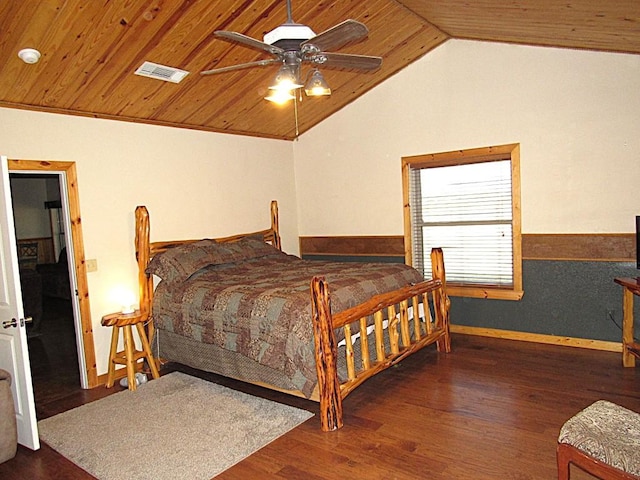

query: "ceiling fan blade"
(214, 31), (284, 56)
(313, 52), (382, 71)
(200, 58), (280, 75)
(301, 19), (369, 53)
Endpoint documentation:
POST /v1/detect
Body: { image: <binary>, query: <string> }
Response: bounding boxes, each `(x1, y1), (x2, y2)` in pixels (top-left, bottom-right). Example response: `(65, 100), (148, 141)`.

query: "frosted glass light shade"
(304, 69), (331, 96)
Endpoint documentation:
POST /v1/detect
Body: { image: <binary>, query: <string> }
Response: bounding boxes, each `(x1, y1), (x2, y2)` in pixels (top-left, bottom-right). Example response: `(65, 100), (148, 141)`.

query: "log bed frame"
(135, 200), (451, 431)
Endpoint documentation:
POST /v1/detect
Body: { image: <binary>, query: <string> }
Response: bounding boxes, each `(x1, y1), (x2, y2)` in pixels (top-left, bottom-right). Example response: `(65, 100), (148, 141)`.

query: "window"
(402, 144), (523, 300)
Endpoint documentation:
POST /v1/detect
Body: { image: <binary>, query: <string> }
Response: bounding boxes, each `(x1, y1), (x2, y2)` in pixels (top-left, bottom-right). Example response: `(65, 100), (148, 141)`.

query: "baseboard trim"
(450, 325), (622, 353)
(95, 365), (144, 388)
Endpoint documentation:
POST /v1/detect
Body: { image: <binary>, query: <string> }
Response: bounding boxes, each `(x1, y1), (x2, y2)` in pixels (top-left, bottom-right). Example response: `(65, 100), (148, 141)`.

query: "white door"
(0, 155), (39, 450)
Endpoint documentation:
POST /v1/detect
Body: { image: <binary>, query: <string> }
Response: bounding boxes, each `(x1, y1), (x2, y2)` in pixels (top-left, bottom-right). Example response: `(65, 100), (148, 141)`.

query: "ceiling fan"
(200, 0), (382, 103)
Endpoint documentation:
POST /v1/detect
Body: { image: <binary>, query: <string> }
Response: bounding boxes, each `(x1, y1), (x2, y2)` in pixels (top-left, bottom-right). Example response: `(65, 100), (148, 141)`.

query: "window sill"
(446, 285), (524, 301)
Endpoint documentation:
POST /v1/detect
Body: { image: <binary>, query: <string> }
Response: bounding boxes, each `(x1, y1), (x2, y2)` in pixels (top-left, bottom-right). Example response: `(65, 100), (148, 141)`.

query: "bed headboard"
(134, 200), (281, 323)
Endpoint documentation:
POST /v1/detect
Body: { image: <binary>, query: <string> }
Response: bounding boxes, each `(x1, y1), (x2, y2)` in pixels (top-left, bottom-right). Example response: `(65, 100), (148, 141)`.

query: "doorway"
(11, 172), (79, 408)
(8, 160), (97, 400)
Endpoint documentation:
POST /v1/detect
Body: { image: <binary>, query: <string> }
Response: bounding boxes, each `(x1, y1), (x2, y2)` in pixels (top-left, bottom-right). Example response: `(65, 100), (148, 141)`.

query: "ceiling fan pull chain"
(294, 95), (299, 138)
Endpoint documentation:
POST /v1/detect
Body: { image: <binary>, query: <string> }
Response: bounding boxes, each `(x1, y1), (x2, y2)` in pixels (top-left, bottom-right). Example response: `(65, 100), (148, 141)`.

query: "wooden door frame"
(9, 159), (97, 388)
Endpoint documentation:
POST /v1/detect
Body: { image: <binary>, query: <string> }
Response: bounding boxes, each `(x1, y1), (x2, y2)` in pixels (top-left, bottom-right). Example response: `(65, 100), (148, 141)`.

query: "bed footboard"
(310, 248), (450, 431)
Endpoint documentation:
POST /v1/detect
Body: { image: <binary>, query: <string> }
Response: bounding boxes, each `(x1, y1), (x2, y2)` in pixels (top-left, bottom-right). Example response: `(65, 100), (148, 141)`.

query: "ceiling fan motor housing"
(264, 24), (316, 50)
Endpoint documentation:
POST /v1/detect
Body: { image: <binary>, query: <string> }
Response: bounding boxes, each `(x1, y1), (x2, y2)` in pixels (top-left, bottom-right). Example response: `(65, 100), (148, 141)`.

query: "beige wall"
(293, 40), (640, 236)
(0, 107), (296, 374)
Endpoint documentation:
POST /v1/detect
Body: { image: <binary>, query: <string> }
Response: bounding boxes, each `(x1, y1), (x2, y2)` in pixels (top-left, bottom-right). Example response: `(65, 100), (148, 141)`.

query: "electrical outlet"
(86, 259), (98, 272)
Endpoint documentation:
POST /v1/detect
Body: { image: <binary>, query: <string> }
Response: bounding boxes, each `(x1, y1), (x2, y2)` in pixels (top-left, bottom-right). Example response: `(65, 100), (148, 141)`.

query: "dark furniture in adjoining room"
(19, 268), (42, 335)
(37, 248), (71, 300)
(17, 242), (38, 270)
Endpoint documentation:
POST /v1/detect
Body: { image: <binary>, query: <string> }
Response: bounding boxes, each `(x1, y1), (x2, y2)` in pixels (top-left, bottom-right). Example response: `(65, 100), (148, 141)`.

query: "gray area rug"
(38, 372), (313, 479)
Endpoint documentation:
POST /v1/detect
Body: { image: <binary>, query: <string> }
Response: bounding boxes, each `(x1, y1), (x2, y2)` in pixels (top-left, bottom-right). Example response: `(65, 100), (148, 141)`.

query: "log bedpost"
(310, 276), (343, 431)
(430, 247), (451, 353)
(135, 206), (153, 338)
(270, 200), (281, 251)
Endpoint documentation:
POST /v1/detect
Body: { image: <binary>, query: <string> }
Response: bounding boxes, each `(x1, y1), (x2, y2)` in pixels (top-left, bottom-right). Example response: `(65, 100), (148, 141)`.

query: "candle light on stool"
(120, 289), (136, 314)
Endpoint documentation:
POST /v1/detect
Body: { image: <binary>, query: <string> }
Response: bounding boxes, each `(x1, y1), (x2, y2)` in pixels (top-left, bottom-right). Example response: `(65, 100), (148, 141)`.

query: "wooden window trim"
(402, 143), (523, 300)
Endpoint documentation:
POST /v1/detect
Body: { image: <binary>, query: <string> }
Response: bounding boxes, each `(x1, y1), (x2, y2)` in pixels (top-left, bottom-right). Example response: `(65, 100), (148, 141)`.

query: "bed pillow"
(146, 239), (243, 283)
(146, 236), (281, 283)
(222, 235), (282, 261)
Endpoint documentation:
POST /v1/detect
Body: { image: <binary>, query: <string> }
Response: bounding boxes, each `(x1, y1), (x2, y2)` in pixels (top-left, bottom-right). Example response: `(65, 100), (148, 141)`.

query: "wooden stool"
(557, 400), (640, 479)
(101, 310), (160, 391)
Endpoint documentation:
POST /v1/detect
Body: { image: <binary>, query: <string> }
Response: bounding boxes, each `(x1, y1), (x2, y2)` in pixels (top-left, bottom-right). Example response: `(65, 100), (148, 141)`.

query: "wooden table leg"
(135, 322), (160, 379)
(622, 287), (636, 368)
(105, 326), (119, 388)
(123, 325), (137, 391)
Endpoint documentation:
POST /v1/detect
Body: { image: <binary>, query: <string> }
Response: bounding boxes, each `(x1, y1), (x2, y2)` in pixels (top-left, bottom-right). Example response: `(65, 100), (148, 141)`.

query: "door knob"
(2, 318), (17, 329)
(2, 317), (32, 329)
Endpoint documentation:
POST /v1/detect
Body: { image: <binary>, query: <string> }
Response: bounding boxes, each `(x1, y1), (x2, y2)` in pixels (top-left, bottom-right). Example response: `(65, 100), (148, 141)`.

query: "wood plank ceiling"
(1, 1), (638, 141)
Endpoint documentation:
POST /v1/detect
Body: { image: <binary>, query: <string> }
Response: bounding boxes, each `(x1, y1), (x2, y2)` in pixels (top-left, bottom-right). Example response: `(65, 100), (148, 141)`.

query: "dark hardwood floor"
(1, 305), (638, 479)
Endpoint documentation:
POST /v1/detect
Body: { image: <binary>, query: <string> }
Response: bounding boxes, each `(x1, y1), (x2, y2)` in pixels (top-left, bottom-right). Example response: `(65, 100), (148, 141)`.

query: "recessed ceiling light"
(18, 48), (41, 64)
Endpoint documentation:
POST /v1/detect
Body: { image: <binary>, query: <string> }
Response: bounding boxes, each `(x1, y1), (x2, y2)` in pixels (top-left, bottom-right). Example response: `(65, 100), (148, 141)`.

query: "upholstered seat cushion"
(0, 368), (17, 463)
(558, 400), (640, 476)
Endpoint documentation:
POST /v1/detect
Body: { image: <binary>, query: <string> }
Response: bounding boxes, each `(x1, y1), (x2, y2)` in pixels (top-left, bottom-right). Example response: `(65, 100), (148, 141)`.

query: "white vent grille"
(134, 61), (189, 83)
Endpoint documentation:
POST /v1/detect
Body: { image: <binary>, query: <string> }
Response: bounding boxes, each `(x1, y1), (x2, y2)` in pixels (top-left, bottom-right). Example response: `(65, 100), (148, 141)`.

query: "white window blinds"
(410, 159), (514, 286)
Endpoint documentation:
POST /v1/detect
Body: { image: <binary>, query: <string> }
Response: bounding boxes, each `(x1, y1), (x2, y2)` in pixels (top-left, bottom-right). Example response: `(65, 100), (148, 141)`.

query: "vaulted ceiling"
(1, 1), (638, 141)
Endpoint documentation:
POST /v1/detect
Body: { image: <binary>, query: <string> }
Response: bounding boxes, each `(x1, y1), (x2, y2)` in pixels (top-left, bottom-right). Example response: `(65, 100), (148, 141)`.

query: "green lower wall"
(452, 260), (639, 343)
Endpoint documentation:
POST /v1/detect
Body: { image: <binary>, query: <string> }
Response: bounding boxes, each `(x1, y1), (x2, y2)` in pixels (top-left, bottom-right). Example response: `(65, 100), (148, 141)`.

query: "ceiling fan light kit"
(201, 0), (382, 104)
(264, 89), (296, 105)
(304, 69), (331, 96)
(268, 63), (303, 91)
(265, 65), (331, 102)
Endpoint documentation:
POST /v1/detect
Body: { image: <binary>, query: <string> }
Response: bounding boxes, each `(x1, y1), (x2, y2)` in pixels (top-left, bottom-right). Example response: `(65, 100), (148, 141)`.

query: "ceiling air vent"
(134, 61), (189, 83)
